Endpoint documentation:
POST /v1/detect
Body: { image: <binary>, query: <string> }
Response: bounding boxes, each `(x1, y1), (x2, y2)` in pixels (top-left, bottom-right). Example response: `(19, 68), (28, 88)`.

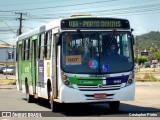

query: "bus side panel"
(21, 61), (33, 94)
(36, 60), (50, 99)
(17, 44), (22, 91)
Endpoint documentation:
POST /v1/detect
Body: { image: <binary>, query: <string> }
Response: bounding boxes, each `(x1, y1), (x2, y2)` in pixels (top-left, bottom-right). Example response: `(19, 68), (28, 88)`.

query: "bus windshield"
(61, 31), (134, 74)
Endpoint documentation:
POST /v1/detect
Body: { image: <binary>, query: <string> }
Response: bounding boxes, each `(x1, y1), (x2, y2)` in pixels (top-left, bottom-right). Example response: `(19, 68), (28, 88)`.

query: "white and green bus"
(16, 15), (135, 112)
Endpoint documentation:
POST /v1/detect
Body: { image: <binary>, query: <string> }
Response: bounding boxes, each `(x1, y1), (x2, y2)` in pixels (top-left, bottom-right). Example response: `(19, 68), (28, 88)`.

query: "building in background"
(0, 44), (16, 66)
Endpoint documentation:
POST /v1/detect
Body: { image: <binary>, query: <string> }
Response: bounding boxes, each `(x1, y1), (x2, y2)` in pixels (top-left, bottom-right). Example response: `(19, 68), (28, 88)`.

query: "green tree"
(136, 31), (160, 51)
(138, 56), (147, 65)
(149, 47), (155, 53)
(153, 50), (160, 62)
(134, 56), (137, 62)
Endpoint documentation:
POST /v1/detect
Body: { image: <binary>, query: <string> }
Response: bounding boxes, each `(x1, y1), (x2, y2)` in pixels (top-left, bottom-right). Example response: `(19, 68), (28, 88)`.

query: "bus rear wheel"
(109, 101), (120, 111)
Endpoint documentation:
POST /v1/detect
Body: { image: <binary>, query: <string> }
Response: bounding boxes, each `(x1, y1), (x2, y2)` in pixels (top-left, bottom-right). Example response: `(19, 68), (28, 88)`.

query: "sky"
(0, 0), (160, 45)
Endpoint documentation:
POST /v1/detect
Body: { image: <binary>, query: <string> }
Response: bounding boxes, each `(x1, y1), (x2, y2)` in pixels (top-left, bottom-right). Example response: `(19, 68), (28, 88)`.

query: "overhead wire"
(30, 0), (158, 15)
(0, 20), (17, 34)
(0, 0), (160, 38)
(21, 1), (160, 19)
(0, 0), (160, 22)
(26, 3), (160, 20)
(5, 0), (120, 11)
(0, 0), (72, 7)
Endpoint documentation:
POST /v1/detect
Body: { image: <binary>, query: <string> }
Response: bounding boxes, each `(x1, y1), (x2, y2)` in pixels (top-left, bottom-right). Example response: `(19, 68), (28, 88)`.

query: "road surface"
(0, 82), (159, 119)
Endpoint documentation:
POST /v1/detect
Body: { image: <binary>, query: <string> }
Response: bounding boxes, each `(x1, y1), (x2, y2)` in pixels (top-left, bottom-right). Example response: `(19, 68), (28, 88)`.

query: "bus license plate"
(94, 93), (107, 98)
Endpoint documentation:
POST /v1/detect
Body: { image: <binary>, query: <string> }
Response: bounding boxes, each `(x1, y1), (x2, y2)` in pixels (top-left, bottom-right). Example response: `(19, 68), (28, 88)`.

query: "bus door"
(18, 44), (22, 90)
(31, 40), (37, 94)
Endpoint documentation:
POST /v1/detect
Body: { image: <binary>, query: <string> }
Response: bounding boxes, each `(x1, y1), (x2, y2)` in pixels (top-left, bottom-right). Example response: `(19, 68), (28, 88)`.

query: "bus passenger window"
(27, 38), (31, 60)
(22, 39), (30, 61)
(23, 40), (26, 60)
(44, 31), (52, 59)
(39, 33), (45, 59)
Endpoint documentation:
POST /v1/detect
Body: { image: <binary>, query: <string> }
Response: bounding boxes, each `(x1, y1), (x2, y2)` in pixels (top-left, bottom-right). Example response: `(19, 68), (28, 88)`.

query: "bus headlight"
(61, 73), (73, 88)
(128, 79), (133, 84)
(126, 79), (133, 86)
(126, 72), (134, 86)
(62, 74), (67, 80)
(129, 72), (134, 79)
(64, 80), (70, 85)
(63, 80), (73, 88)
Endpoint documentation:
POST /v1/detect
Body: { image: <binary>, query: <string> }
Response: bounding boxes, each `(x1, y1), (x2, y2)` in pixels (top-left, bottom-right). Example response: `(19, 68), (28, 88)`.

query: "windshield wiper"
(105, 29), (117, 48)
(77, 29), (84, 39)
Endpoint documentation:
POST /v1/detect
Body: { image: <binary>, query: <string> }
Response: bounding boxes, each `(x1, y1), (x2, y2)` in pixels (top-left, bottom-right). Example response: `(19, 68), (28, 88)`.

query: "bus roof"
(17, 18), (62, 41)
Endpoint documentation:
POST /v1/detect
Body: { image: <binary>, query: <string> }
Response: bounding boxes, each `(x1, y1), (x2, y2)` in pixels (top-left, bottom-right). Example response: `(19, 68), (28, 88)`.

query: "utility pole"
(15, 12), (26, 35)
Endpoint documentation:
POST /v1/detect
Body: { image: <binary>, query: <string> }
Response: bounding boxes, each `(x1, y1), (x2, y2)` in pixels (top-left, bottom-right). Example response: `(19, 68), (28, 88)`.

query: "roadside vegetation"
(0, 79), (16, 85)
(135, 68), (160, 82)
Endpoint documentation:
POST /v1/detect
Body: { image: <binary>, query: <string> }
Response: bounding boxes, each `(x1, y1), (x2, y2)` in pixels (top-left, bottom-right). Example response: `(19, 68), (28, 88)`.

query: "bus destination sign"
(61, 18), (130, 29)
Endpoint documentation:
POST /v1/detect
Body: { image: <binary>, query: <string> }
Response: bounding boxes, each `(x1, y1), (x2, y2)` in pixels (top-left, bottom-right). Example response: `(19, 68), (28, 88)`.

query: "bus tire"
(25, 82), (34, 103)
(109, 101), (120, 111)
(50, 91), (59, 112)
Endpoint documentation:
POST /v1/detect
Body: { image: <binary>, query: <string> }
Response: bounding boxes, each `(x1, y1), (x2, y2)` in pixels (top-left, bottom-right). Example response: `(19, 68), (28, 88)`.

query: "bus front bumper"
(58, 83), (135, 103)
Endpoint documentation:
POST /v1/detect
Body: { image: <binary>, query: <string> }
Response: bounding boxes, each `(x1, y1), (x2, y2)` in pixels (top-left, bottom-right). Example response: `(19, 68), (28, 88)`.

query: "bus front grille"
(77, 84), (121, 91)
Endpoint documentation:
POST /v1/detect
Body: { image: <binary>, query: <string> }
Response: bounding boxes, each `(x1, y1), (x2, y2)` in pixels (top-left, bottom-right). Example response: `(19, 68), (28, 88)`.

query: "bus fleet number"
(67, 58), (78, 62)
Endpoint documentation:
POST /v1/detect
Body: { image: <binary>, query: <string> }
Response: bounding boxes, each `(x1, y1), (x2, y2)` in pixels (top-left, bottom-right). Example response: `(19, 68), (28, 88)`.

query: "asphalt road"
(0, 82), (160, 119)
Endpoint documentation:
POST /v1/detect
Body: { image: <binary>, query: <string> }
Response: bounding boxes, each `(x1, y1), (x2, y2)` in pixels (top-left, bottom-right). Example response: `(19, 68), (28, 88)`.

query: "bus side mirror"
(55, 33), (60, 45)
(131, 28), (134, 45)
(131, 34), (135, 45)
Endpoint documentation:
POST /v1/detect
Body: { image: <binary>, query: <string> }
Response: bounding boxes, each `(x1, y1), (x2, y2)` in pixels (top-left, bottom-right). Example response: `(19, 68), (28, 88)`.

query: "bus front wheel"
(25, 83), (34, 103)
(50, 91), (59, 112)
(109, 101), (120, 111)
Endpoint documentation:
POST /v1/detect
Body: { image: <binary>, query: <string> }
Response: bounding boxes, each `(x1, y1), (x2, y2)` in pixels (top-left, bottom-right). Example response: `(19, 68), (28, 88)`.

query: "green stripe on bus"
(69, 76), (103, 85)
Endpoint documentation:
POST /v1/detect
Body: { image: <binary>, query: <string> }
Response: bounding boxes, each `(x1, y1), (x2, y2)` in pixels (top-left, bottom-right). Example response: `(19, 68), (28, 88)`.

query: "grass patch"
(136, 68), (160, 73)
(136, 73), (160, 82)
(0, 79), (16, 85)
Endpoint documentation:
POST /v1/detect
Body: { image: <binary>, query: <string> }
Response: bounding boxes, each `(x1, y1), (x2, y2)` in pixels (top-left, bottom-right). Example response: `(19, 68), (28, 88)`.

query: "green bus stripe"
(69, 76), (103, 85)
